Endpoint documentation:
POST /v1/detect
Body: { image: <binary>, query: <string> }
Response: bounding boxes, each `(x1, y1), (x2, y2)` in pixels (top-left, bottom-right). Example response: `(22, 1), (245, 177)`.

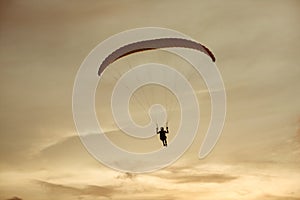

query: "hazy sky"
(0, 0), (300, 200)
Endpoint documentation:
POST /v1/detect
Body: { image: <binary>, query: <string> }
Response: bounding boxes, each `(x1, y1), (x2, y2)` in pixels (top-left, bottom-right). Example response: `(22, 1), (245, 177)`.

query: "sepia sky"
(0, 0), (300, 199)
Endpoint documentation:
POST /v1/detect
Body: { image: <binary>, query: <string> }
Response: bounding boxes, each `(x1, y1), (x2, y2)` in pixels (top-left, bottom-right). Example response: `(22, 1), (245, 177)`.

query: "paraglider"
(97, 37), (216, 147)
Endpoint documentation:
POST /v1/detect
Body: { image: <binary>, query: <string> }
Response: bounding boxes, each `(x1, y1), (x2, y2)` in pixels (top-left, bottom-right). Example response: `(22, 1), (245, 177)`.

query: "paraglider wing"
(98, 38), (216, 76)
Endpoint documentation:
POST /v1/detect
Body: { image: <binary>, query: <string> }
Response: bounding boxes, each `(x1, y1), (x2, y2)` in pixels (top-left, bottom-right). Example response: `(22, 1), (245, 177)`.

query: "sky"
(0, 0), (300, 199)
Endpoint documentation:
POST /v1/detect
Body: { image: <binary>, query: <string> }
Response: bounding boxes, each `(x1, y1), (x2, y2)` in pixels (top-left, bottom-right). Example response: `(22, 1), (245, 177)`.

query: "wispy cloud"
(151, 164), (238, 184)
(6, 197), (22, 200)
(35, 180), (116, 198)
(256, 194), (300, 200)
(173, 173), (237, 183)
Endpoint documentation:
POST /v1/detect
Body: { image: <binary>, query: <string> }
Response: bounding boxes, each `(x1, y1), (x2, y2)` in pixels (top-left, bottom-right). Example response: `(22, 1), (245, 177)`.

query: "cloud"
(34, 131), (121, 169)
(35, 180), (115, 198)
(152, 165), (238, 184)
(133, 195), (176, 200)
(296, 116), (300, 140)
(256, 194), (300, 200)
(116, 172), (136, 180)
(30, 135), (98, 170)
(6, 197), (22, 200)
(174, 173), (237, 183)
(34, 178), (176, 200)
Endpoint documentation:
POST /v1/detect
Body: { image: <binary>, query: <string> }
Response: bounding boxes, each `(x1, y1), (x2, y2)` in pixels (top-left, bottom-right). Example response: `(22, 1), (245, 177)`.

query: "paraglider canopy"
(98, 38), (216, 76)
